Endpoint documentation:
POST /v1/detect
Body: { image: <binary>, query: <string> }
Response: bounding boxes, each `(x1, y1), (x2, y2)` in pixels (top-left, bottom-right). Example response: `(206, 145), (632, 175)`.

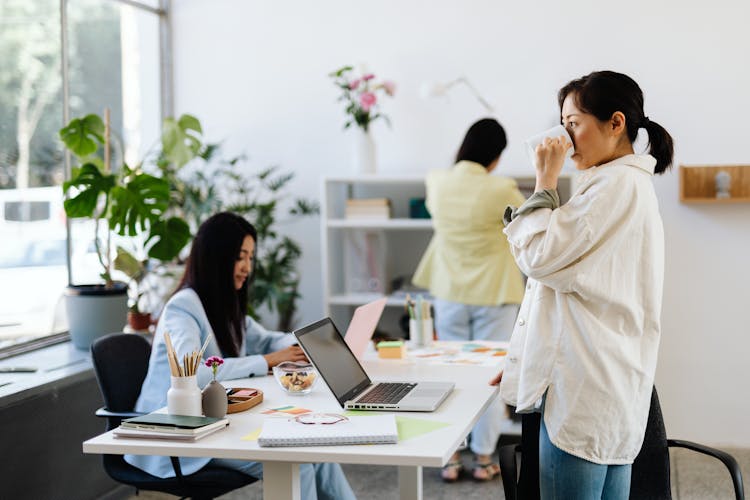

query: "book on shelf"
(258, 414), (398, 447)
(118, 413), (229, 436)
(345, 198), (392, 219)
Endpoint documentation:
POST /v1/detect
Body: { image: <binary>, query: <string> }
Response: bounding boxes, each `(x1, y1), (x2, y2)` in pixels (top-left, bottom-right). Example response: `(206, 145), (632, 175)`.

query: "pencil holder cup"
(409, 318), (433, 347)
(167, 375), (202, 416)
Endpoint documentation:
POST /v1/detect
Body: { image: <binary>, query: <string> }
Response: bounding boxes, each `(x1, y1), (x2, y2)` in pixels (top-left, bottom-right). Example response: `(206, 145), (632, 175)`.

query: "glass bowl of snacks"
(272, 361), (318, 395)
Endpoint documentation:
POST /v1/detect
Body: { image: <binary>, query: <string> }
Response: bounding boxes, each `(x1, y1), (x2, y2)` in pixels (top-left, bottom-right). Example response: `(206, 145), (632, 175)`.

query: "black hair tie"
(642, 116), (651, 127)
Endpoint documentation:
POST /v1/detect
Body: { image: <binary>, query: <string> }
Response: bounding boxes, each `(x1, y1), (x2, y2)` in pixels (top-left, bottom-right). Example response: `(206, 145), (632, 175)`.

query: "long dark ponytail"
(558, 71), (674, 174)
(176, 212), (257, 357)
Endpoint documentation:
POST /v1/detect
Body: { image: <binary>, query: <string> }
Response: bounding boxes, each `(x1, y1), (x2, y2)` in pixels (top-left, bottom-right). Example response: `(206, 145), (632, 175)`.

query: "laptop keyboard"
(358, 383), (416, 404)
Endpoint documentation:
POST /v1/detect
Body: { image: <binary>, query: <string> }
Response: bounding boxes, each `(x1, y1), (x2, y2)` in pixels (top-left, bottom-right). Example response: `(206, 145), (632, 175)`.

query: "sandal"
(440, 460), (465, 482)
(472, 461), (500, 481)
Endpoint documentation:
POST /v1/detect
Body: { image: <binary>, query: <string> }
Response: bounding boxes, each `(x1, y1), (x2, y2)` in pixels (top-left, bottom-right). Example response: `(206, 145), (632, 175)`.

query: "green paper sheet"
(345, 411), (451, 441)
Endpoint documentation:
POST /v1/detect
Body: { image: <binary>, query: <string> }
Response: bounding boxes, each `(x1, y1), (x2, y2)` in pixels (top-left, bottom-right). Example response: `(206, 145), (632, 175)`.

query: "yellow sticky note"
(241, 427), (262, 441)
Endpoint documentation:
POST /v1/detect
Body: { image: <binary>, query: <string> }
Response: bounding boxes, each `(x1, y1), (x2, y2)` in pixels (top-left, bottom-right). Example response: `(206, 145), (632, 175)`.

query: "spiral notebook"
(258, 414), (398, 447)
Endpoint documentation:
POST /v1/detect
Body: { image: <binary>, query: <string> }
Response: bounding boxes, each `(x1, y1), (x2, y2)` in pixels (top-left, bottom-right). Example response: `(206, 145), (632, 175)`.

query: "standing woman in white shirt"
(491, 70), (673, 499)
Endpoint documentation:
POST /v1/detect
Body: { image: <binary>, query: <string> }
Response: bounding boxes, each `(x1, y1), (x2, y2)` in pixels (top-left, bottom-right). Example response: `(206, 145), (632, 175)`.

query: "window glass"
(0, 0), (162, 350)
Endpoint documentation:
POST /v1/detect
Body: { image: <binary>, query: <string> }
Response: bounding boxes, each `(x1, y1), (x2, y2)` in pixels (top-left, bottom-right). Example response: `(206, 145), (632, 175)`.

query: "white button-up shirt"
(500, 154), (664, 465)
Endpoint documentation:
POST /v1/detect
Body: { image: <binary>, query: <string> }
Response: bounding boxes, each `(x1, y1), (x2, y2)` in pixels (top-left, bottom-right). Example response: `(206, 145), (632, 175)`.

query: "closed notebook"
(258, 414), (398, 447)
(121, 413), (228, 435)
(113, 424), (226, 441)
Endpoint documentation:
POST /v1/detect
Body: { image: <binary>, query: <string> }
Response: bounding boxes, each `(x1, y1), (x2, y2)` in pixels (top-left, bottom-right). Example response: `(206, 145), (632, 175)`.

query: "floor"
(129, 445), (749, 499)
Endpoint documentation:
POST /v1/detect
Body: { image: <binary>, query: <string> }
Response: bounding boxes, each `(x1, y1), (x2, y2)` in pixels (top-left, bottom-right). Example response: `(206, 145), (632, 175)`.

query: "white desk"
(83, 348), (503, 500)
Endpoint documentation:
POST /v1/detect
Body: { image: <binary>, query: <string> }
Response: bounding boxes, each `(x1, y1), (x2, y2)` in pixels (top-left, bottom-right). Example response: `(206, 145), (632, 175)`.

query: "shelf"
(680, 165), (750, 204)
(327, 293), (425, 307)
(324, 175), (427, 185)
(327, 218), (433, 230)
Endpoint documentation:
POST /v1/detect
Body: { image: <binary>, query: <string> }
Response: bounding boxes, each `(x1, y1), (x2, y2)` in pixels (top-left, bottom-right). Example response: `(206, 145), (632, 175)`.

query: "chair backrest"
(91, 333), (151, 420)
(506, 387), (671, 500)
(630, 387), (671, 499)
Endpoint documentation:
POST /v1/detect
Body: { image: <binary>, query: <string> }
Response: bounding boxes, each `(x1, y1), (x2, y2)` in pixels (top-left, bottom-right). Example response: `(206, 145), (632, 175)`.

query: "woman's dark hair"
(176, 212), (257, 357)
(455, 118), (507, 168)
(558, 71), (674, 174)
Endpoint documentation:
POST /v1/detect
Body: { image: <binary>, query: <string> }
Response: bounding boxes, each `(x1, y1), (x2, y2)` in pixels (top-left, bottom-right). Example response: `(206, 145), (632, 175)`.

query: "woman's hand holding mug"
(525, 124), (574, 192)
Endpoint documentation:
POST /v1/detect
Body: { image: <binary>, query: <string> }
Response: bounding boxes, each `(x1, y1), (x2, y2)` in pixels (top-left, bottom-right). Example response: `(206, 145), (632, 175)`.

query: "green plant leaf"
(146, 217), (191, 261)
(290, 198), (320, 215)
(114, 246), (145, 281)
(62, 163), (116, 217)
(267, 172), (294, 192)
(178, 114), (202, 134)
(162, 116), (203, 168)
(59, 114), (105, 156)
(109, 173), (170, 236)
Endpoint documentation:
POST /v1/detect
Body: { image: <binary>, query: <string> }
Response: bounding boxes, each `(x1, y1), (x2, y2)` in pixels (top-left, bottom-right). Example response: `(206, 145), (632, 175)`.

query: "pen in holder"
(407, 294), (433, 347)
(164, 331), (204, 416)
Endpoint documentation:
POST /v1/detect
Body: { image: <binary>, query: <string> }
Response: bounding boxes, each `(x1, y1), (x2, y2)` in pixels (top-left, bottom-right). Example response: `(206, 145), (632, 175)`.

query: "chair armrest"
(668, 439), (745, 500)
(95, 407), (145, 419)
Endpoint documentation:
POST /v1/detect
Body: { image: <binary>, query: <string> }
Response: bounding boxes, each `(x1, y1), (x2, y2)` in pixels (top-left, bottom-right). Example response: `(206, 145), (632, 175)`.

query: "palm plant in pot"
(60, 110), (191, 347)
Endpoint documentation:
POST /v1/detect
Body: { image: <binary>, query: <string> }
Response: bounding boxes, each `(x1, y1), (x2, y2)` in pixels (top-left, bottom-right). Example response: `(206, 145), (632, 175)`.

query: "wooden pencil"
(163, 331), (178, 377)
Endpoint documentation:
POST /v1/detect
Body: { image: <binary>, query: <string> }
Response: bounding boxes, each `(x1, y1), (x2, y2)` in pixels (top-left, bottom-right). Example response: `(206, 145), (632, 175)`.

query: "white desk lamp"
(419, 77), (495, 114)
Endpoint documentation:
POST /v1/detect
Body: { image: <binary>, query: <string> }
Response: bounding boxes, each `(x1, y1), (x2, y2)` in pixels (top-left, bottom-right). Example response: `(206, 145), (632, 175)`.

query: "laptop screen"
(293, 318), (372, 406)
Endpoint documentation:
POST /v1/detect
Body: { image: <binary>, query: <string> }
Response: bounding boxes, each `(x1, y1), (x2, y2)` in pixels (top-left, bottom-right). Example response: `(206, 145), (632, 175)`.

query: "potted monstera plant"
(60, 111), (192, 348)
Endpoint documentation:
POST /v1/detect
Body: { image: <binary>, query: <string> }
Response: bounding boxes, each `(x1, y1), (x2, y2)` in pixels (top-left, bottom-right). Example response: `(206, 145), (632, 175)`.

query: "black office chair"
(498, 387), (745, 500)
(91, 333), (256, 500)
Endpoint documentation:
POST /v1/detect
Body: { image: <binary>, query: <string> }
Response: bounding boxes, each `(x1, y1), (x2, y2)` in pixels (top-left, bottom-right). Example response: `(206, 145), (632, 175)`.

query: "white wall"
(171, 0), (750, 446)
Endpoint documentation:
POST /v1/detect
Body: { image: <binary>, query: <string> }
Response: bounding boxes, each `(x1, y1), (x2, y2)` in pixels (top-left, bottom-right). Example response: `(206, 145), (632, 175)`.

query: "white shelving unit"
(321, 174), (573, 337)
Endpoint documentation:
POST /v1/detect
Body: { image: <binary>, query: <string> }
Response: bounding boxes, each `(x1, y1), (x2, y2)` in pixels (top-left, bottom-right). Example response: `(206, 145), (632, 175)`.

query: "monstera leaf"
(114, 246), (145, 282)
(62, 163), (116, 217)
(59, 114), (105, 157)
(161, 114), (203, 168)
(109, 173), (170, 236)
(146, 217), (191, 261)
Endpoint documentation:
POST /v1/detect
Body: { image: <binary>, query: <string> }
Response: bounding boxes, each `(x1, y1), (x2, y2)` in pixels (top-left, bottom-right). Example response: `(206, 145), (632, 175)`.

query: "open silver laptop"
(293, 317), (454, 412)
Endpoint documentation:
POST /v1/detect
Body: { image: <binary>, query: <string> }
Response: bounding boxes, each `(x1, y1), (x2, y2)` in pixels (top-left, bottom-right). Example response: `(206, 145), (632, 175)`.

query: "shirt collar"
(454, 160), (489, 174)
(598, 154), (656, 175)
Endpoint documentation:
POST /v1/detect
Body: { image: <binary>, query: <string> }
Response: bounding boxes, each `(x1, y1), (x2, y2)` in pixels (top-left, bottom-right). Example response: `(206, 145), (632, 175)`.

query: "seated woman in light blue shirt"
(125, 212), (356, 500)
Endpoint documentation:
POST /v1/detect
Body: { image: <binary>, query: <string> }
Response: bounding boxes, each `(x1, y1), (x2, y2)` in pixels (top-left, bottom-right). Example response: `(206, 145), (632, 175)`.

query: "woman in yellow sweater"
(413, 118), (526, 481)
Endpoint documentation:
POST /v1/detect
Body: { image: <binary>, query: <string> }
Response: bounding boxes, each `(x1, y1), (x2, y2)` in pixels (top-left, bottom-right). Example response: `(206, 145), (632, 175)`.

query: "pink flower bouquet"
(329, 66), (395, 132)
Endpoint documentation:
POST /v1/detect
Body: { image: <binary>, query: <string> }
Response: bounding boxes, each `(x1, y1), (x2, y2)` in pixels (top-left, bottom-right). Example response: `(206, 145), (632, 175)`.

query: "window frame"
(0, 0), (172, 357)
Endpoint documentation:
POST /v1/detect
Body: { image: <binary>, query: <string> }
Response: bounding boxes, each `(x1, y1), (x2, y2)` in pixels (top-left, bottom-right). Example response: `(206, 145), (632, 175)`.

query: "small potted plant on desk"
(60, 110), (191, 348)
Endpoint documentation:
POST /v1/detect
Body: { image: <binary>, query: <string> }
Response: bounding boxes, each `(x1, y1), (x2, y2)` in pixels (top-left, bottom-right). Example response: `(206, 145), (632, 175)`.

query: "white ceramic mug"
(525, 124), (575, 170)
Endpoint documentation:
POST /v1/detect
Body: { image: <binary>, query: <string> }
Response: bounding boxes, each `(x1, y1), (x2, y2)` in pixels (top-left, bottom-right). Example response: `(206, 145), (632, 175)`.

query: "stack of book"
(345, 198), (392, 219)
(114, 413), (229, 441)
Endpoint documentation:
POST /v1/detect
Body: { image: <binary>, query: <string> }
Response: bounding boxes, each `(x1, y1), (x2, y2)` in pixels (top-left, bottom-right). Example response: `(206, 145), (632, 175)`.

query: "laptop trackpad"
(402, 382), (452, 403)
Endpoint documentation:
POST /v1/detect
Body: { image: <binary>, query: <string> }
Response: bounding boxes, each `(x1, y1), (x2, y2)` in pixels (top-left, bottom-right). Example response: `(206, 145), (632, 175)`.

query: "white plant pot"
(65, 283), (128, 350)
(353, 128), (376, 174)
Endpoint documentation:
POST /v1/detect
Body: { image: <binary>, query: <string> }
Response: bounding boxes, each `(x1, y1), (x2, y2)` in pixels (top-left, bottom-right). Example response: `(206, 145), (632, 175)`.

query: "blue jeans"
(539, 419), (631, 500)
(434, 299), (518, 455)
(207, 459), (356, 500)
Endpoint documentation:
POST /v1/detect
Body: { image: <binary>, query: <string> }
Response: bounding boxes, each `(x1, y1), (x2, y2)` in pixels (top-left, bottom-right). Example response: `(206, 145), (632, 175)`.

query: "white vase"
(353, 128), (376, 174)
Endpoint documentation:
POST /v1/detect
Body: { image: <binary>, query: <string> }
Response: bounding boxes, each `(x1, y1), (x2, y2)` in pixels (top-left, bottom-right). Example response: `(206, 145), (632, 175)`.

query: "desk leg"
(398, 465), (423, 500)
(263, 462), (300, 500)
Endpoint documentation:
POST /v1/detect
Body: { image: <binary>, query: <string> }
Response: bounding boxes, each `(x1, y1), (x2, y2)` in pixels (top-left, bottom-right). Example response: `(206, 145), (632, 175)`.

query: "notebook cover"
(122, 413), (223, 429)
(258, 414), (398, 447)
